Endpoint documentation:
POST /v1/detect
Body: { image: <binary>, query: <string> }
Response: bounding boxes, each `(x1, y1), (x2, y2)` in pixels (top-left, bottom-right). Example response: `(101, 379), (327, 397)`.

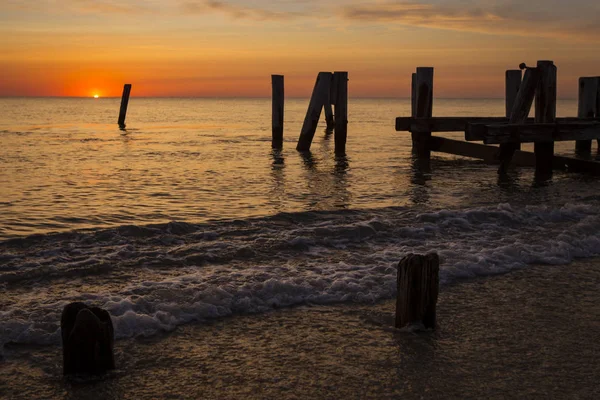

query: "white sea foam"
(2, 202), (600, 348)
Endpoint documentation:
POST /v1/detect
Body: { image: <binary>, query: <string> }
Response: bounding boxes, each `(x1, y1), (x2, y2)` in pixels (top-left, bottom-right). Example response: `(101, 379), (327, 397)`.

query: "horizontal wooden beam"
(429, 136), (600, 175)
(466, 121), (600, 144)
(396, 117), (595, 133)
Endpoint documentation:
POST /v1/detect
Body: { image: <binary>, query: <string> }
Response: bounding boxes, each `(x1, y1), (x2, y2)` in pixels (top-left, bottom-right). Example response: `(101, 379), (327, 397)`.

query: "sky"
(1, 0), (599, 98)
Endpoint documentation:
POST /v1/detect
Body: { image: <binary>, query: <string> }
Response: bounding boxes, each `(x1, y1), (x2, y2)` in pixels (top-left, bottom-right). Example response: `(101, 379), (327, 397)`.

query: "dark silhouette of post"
(61, 302), (115, 375)
(534, 60), (557, 178)
(334, 71), (348, 154)
(271, 75), (284, 148)
(118, 84), (132, 129)
(497, 70), (522, 172)
(412, 67), (434, 159)
(395, 253), (439, 330)
(498, 67), (540, 174)
(324, 72), (335, 131)
(575, 77), (598, 154)
(297, 72), (331, 151)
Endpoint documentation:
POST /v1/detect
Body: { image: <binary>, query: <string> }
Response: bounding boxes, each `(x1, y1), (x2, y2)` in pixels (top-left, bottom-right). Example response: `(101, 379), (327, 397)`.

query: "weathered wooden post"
(497, 70), (523, 172)
(271, 75), (284, 148)
(118, 84), (132, 129)
(334, 71), (348, 154)
(534, 60), (557, 177)
(411, 73), (417, 117)
(575, 77), (599, 154)
(61, 302), (115, 375)
(411, 67), (434, 159)
(395, 253), (439, 329)
(324, 72), (335, 131)
(296, 72), (332, 151)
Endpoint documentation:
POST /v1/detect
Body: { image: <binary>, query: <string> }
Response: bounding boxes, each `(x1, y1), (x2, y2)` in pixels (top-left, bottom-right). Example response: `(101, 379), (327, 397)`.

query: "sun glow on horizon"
(93, 94), (99, 98)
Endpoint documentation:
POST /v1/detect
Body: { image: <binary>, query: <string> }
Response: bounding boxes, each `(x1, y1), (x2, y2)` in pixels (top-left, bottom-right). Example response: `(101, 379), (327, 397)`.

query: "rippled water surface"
(0, 97), (589, 238)
(2, 96), (600, 367)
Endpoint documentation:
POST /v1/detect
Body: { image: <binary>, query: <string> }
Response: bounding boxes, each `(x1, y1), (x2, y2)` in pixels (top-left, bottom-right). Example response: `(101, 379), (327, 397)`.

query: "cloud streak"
(339, 1), (600, 40)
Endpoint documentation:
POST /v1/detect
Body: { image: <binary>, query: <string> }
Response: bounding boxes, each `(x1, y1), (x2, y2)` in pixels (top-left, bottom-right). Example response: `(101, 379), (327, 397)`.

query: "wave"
(2, 202), (600, 349)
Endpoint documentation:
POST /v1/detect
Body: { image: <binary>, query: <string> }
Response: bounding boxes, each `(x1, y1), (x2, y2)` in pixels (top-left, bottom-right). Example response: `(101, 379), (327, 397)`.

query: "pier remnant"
(497, 67), (539, 173)
(395, 253), (439, 330)
(271, 75), (284, 148)
(534, 60), (557, 178)
(324, 72), (335, 131)
(576, 77), (599, 154)
(411, 67), (434, 159)
(334, 71), (348, 154)
(497, 70), (523, 171)
(118, 84), (132, 129)
(297, 72), (332, 151)
(61, 302), (115, 375)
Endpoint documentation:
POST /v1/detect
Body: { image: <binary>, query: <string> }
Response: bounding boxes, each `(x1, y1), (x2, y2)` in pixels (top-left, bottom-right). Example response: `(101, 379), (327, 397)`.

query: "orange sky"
(1, 0), (599, 98)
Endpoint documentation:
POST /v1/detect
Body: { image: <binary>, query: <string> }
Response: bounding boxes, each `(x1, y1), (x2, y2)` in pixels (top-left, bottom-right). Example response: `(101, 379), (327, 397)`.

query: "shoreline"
(2, 259), (600, 399)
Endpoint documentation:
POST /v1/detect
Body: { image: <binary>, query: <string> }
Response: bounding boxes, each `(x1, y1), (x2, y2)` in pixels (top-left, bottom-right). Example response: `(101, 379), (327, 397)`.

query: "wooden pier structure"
(396, 61), (600, 176)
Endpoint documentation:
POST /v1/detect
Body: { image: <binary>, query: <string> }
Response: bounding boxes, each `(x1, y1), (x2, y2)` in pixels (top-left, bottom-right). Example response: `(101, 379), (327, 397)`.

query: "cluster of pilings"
(397, 61), (600, 178)
(272, 71), (349, 154)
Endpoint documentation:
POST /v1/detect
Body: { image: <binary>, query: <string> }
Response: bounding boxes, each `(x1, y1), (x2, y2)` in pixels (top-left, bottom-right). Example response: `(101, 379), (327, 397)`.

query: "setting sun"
(93, 94), (99, 99)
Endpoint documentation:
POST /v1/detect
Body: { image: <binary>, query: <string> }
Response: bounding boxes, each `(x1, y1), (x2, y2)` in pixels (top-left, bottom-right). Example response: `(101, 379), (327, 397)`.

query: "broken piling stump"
(118, 84), (132, 129)
(61, 302), (115, 375)
(333, 71), (348, 154)
(395, 253), (439, 330)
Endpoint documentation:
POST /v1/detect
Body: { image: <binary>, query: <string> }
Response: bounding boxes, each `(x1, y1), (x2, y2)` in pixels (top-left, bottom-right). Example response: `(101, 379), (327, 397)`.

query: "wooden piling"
(497, 70), (523, 172)
(334, 71), (348, 154)
(498, 67), (540, 173)
(297, 72), (332, 151)
(118, 84), (132, 129)
(395, 253), (439, 330)
(534, 60), (557, 177)
(271, 75), (284, 148)
(411, 67), (434, 159)
(576, 77), (599, 153)
(411, 73), (417, 117)
(324, 73), (335, 130)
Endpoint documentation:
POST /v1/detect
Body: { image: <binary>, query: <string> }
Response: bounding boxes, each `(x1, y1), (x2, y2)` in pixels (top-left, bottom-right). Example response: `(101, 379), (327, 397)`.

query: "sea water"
(2, 97), (600, 353)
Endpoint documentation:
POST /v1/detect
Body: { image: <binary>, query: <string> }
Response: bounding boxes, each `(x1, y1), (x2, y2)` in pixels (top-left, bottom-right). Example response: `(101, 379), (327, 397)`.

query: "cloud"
(179, 1), (311, 21)
(339, 0), (600, 40)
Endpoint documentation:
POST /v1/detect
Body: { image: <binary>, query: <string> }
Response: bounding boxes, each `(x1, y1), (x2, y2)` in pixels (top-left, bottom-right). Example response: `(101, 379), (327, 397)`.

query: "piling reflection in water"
(298, 151), (351, 210)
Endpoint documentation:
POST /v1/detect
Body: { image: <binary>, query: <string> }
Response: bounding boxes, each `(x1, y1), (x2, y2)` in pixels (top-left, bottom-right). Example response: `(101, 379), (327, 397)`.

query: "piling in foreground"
(395, 253), (439, 330)
(61, 302), (115, 375)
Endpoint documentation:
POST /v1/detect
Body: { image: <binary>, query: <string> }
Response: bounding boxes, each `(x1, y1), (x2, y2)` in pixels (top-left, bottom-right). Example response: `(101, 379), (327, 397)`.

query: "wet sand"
(2, 260), (600, 399)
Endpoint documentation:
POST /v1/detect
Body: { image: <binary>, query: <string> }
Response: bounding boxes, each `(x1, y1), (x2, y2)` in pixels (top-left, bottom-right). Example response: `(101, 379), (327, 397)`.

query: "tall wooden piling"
(575, 77), (599, 153)
(334, 71), (348, 154)
(534, 61), (557, 177)
(118, 84), (132, 129)
(412, 67), (434, 159)
(498, 67), (539, 174)
(497, 70), (523, 171)
(297, 72), (332, 151)
(324, 73), (335, 130)
(411, 73), (417, 117)
(271, 75), (284, 148)
(395, 253), (439, 330)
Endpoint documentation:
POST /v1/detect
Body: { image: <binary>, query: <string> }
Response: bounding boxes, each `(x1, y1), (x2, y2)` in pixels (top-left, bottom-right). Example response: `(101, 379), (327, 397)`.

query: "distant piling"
(575, 77), (599, 154)
(324, 72), (335, 130)
(118, 84), (132, 129)
(271, 75), (284, 148)
(411, 67), (434, 159)
(497, 69), (523, 172)
(297, 72), (332, 151)
(333, 71), (348, 154)
(534, 61), (557, 178)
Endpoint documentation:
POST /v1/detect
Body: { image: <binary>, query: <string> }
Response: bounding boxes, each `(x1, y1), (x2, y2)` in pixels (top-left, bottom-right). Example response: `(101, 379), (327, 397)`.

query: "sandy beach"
(2, 259), (599, 399)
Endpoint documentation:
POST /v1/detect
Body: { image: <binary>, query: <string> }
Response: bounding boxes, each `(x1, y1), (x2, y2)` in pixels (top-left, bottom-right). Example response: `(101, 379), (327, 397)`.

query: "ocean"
(1, 97), (600, 396)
